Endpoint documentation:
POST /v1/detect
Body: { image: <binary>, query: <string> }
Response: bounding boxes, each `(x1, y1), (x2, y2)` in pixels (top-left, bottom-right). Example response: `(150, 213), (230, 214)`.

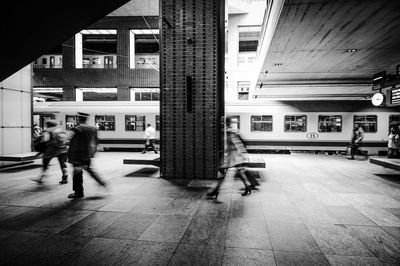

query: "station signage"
(386, 86), (400, 106)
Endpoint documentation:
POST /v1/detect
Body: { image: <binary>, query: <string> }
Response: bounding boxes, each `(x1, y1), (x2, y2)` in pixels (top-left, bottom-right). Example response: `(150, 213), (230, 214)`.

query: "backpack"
(33, 134), (47, 153)
(49, 131), (68, 149)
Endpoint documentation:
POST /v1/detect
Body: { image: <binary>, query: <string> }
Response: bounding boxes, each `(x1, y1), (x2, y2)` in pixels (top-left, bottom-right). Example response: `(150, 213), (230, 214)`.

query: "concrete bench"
(0, 152), (42, 162)
(123, 157), (161, 167)
(370, 158), (400, 171)
(123, 154), (265, 168)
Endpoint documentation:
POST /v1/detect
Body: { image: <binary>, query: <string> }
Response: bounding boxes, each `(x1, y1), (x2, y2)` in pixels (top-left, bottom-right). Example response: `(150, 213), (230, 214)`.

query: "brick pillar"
(63, 87), (76, 101)
(62, 37), (75, 70)
(117, 86), (130, 101)
(160, 0), (225, 179)
(117, 28), (129, 69)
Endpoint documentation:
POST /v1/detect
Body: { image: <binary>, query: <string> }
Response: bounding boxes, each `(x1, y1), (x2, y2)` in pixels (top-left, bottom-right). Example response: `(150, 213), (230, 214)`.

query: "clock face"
(372, 92), (384, 106)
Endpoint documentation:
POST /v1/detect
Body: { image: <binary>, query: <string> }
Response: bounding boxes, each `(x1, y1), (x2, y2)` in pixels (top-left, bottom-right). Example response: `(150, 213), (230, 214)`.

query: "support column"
(117, 86), (130, 101)
(160, 0), (225, 179)
(63, 87), (76, 101)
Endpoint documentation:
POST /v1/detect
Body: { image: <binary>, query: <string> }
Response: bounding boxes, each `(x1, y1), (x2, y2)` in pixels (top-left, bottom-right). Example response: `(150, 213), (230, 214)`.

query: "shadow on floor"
(0, 163), (42, 173)
(125, 167), (159, 177)
(375, 174), (400, 184)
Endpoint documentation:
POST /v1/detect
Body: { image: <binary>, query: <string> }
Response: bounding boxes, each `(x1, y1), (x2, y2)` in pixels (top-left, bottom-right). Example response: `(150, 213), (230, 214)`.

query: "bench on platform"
(370, 158), (400, 171)
(123, 154), (265, 168)
(0, 152), (42, 162)
(123, 157), (161, 167)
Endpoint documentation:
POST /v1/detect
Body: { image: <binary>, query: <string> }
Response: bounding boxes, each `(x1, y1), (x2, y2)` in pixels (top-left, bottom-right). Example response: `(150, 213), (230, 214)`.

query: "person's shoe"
(206, 188), (219, 199)
(249, 184), (259, 190)
(68, 193), (84, 199)
(31, 178), (43, 184)
(142, 151), (146, 154)
(241, 186), (251, 196)
(59, 180), (68, 184)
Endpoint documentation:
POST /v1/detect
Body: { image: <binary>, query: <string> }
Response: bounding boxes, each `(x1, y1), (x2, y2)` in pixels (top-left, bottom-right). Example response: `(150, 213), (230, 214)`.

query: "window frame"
(250, 115), (273, 132)
(318, 115), (342, 133)
(284, 115), (307, 132)
(125, 115), (146, 131)
(95, 115), (116, 131)
(389, 114), (400, 131)
(230, 115), (241, 131)
(353, 115), (378, 133)
(65, 115), (77, 130)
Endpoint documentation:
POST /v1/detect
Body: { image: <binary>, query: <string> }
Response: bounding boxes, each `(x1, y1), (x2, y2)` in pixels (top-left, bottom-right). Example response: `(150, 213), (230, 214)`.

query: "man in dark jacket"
(67, 112), (106, 199)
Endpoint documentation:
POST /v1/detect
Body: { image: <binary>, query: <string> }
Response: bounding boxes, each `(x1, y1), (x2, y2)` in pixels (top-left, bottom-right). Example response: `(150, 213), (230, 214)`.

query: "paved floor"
(0, 152), (400, 265)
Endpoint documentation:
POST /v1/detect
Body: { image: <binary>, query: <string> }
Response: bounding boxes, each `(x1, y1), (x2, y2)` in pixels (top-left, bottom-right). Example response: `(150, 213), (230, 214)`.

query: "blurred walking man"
(142, 123), (158, 154)
(67, 112), (106, 199)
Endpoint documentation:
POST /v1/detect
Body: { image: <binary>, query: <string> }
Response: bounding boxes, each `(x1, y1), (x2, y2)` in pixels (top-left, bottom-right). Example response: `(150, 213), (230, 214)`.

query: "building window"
(238, 26), (260, 65)
(131, 88), (160, 101)
(156, 115), (160, 131)
(76, 30), (117, 69)
(130, 29), (159, 70)
(76, 88), (117, 101)
(237, 81), (250, 100)
(354, 115), (377, 133)
(389, 115), (400, 130)
(230, 115), (240, 131)
(66, 115), (77, 130)
(33, 88), (63, 102)
(284, 115), (307, 132)
(125, 115), (146, 131)
(318, 115), (342, 132)
(251, 115), (272, 131)
(95, 115), (115, 131)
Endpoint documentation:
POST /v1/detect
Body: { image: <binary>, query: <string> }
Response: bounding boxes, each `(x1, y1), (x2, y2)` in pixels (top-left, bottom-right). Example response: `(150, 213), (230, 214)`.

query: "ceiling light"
(346, 49), (357, 52)
(274, 63), (283, 66)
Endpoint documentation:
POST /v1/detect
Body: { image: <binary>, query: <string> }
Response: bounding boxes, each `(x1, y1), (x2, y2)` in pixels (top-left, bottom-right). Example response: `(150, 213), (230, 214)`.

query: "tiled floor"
(0, 152), (400, 265)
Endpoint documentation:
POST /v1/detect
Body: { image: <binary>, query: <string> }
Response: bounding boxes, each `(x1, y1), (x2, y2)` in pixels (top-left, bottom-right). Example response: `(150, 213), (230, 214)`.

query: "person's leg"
(33, 157), (51, 183)
(69, 165), (84, 198)
(237, 167), (251, 196)
(58, 153), (68, 184)
(150, 139), (158, 154)
(207, 168), (227, 199)
(85, 160), (106, 187)
(142, 141), (148, 154)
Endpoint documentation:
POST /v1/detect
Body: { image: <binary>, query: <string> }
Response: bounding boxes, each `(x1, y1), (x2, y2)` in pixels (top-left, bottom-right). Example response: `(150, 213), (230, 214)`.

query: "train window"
(125, 115), (146, 131)
(155, 115), (160, 131)
(95, 115), (115, 131)
(389, 115), (400, 130)
(318, 115), (342, 132)
(66, 115), (77, 130)
(284, 115), (307, 132)
(251, 115), (272, 131)
(354, 115), (377, 133)
(230, 115), (240, 131)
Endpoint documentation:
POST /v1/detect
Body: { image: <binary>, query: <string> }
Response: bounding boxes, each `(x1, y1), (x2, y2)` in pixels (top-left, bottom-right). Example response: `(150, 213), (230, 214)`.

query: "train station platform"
(0, 152), (400, 265)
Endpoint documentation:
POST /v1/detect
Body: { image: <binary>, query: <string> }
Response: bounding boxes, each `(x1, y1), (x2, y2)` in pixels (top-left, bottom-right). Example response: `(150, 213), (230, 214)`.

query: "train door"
(104, 56), (114, 69)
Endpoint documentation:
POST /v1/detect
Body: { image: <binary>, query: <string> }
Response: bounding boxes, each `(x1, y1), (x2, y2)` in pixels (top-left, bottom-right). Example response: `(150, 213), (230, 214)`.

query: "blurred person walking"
(142, 123), (158, 154)
(32, 120), (69, 184)
(207, 116), (255, 199)
(349, 126), (364, 160)
(67, 112), (106, 199)
(388, 126), (397, 158)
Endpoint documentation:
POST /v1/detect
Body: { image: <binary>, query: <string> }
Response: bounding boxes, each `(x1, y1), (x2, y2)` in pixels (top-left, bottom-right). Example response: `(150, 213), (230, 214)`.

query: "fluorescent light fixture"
(80, 29), (117, 35)
(345, 49), (357, 52)
(130, 29), (159, 35)
(34, 88), (63, 93)
(79, 88), (117, 93)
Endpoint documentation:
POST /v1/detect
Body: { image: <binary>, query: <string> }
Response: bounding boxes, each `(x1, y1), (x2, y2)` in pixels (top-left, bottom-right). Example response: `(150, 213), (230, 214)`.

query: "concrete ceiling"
(258, 0), (400, 86)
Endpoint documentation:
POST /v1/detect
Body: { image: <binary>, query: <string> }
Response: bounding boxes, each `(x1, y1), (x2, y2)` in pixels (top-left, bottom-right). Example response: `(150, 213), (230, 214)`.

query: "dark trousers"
(143, 139), (158, 153)
(43, 152), (67, 171)
(72, 160), (105, 196)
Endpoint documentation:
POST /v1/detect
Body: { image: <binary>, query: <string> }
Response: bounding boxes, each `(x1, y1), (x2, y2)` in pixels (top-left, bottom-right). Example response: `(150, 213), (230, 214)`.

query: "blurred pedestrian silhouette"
(142, 123), (158, 154)
(207, 116), (256, 199)
(349, 126), (364, 160)
(388, 126), (397, 158)
(32, 120), (68, 184)
(67, 112), (106, 199)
